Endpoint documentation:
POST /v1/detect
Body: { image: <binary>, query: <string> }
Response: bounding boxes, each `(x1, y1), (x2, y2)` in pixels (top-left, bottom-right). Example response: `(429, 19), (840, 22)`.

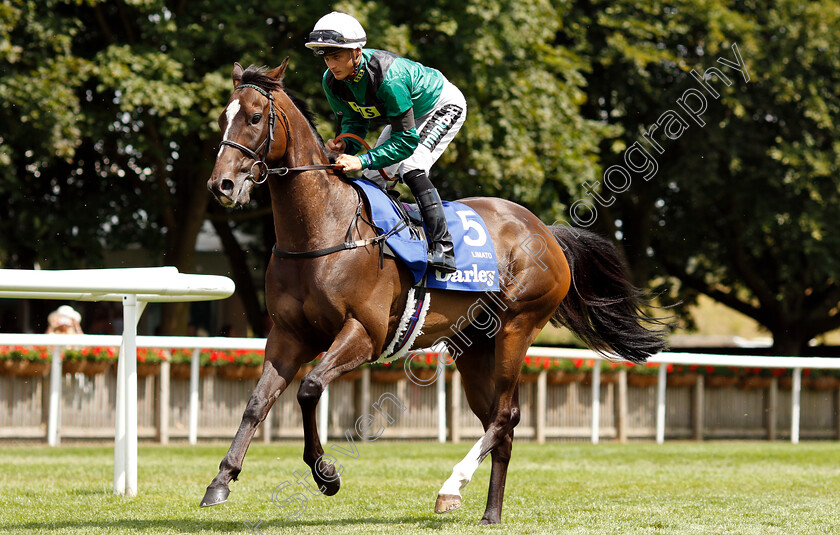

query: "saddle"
(350, 178), (499, 293)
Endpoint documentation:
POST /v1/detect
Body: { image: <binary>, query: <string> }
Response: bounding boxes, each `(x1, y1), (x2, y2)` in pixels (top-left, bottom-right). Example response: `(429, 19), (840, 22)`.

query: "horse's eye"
(251, 114), (262, 125)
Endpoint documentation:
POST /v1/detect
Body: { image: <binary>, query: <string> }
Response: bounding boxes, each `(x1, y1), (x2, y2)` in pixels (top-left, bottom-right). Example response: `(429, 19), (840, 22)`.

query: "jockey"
(306, 11), (466, 274)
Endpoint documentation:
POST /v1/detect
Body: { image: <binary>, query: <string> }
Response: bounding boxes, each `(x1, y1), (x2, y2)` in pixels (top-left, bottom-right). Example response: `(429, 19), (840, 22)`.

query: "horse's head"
(208, 60), (290, 207)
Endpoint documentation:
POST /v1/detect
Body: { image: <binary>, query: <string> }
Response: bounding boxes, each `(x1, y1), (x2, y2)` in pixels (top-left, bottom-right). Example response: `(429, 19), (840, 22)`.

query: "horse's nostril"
(221, 179), (234, 193)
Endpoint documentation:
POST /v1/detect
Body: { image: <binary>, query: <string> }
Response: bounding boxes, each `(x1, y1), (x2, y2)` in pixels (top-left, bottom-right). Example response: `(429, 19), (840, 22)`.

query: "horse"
(202, 60), (668, 525)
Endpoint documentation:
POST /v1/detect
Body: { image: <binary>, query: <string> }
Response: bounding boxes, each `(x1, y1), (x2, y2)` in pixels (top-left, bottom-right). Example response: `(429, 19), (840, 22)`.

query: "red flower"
(573, 358), (583, 369)
(666, 364), (674, 373)
(706, 366), (715, 374)
(138, 354), (146, 363)
(543, 359), (550, 370)
(524, 356), (532, 367)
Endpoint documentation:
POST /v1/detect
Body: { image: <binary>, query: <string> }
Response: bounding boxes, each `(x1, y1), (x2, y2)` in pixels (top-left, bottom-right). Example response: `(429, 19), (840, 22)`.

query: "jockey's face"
(323, 48), (360, 81)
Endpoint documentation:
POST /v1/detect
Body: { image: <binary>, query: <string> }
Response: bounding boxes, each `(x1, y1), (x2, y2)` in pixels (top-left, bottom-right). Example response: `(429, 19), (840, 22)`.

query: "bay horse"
(202, 60), (667, 525)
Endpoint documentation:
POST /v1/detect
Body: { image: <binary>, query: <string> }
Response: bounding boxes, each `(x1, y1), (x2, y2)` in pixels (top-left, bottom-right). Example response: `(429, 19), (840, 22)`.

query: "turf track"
(2, 441), (838, 534)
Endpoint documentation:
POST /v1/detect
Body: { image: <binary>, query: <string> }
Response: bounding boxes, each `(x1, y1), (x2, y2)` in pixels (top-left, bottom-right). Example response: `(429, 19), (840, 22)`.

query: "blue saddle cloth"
(354, 179), (499, 292)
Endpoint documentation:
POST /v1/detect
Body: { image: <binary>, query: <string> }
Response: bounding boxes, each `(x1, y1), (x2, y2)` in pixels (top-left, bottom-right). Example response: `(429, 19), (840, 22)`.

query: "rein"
(220, 84), (394, 185)
(271, 182), (408, 261)
(221, 83), (403, 260)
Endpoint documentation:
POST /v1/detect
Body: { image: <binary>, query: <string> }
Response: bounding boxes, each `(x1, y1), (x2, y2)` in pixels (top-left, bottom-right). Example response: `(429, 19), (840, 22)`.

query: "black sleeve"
(389, 108), (415, 133)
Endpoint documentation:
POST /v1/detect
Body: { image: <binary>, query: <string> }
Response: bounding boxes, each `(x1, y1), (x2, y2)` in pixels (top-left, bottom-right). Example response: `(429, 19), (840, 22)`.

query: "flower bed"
(0, 345), (838, 390)
(0, 346), (51, 376)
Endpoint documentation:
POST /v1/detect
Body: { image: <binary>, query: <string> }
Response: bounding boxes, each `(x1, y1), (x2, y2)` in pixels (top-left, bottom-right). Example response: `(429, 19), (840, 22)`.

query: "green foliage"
(559, 0), (840, 354)
(2, 1), (839, 349)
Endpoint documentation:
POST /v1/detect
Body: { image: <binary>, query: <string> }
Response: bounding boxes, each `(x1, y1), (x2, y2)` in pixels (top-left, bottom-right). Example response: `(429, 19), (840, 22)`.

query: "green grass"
(1, 441), (839, 534)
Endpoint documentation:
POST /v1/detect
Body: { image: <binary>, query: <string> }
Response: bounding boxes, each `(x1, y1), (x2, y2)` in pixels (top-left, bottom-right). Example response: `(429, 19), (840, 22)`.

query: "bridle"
(219, 83), (340, 184)
(218, 82), (404, 260)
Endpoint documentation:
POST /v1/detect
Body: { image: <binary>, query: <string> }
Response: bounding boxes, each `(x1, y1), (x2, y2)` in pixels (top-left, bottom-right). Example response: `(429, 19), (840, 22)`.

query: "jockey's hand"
(326, 138), (346, 153)
(334, 153), (363, 172)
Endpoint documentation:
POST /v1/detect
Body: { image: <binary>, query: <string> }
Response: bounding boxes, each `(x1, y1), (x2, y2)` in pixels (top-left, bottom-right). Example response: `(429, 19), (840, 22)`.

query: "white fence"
(525, 348), (840, 444)
(0, 267), (235, 498)
(3, 336), (840, 448)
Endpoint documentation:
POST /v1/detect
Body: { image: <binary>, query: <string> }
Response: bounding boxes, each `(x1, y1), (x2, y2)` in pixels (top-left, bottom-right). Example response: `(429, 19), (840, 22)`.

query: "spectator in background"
(46, 305), (83, 335)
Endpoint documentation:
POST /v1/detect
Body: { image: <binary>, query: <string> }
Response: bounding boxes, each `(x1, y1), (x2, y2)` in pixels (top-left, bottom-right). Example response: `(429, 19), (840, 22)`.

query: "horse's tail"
(548, 225), (669, 364)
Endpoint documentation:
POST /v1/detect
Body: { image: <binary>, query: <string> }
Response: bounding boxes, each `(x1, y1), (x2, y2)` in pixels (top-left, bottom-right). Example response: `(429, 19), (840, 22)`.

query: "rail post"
(656, 364), (667, 444)
(591, 364), (601, 444)
(47, 345), (63, 447)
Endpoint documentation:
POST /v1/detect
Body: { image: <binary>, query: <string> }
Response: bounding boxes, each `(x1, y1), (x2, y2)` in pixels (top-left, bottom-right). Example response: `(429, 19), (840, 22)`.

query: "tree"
(361, 0), (609, 214)
(0, 1), (330, 333)
(561, 0), (840, 354)
(1, 0), (606, 335)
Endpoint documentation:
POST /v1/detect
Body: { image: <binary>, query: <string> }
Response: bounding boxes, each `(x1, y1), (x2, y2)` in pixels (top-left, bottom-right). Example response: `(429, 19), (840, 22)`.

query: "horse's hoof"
(434, 493), (462, 514)
(478, 517), (501, 525)
(311, 461), (341, 496)
(200, 485), (230, 507)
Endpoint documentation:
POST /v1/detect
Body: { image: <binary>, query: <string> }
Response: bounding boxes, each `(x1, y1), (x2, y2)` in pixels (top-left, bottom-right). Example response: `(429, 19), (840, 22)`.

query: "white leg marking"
(438, 436), (486, 497)
(218, 99), (241, 156)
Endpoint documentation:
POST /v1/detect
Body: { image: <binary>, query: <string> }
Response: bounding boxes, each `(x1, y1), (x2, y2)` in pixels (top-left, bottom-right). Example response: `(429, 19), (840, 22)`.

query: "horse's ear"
(232, 62), (244, 88)
(267, 57), (290, 81)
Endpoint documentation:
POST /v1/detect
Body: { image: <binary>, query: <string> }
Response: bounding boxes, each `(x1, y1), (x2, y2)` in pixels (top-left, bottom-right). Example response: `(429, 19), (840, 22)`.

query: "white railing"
(3, 336), (840, 448)
(0, 267), (234, 498)
(526, 347), (840, 445)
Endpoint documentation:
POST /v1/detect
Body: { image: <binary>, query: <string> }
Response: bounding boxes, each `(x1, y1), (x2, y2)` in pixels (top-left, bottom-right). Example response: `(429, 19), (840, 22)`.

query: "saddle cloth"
(353, 179), (499, 292)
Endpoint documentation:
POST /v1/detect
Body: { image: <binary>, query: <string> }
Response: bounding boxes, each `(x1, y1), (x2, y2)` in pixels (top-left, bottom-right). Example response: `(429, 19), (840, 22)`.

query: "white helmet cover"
(305, 11), (367, 54)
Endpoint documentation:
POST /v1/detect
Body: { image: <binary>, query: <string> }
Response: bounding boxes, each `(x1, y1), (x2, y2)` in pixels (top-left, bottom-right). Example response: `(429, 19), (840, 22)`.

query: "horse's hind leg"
(201, 329), (309, 507)
(435, 332), (494, 515)
(297, 318), (374, 496)
(480, 386), (519, 525)
(437, 333), (520, 523)
(436, 317), (537, 524)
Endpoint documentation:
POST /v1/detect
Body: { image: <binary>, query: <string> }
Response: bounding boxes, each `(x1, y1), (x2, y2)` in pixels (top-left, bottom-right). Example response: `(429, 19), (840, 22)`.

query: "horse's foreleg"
(297, 318), (373, 497)
(201, 331), (308, 507)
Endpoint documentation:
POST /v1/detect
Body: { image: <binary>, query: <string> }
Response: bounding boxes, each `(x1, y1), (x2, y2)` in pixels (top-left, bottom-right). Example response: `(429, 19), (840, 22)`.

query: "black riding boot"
(415, 188), (457, 274)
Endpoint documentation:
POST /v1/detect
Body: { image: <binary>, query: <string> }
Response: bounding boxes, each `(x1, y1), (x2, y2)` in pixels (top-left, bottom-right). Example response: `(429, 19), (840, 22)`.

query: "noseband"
(219, 84), (289, 184)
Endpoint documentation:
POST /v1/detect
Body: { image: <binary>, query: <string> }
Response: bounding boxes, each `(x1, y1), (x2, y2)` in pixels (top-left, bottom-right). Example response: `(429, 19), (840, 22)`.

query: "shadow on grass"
(0, 514), (462, 533)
